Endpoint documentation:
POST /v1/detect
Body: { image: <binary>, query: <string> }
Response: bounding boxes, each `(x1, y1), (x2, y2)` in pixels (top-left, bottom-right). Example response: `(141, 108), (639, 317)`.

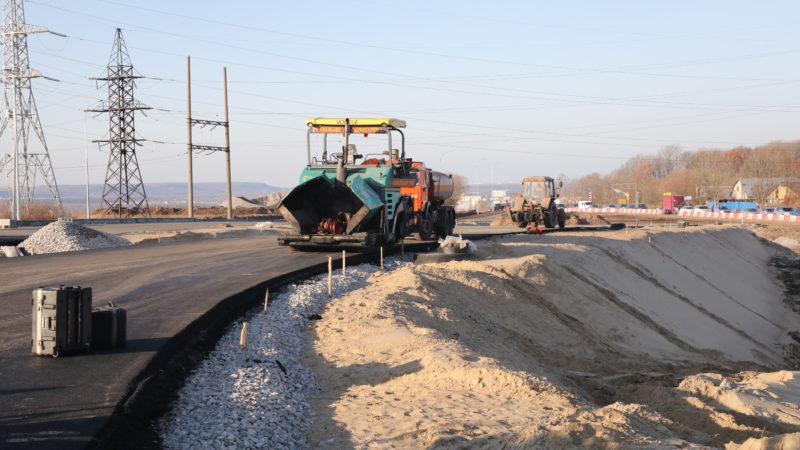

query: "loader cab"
(521, 176), (558, 205)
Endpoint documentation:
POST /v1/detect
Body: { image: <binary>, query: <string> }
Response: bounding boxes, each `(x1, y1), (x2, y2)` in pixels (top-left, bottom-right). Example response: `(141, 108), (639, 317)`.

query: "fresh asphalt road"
(0, 233), (344, 449)
(0, 220), (262, 240)
(0, 223), (518, 449)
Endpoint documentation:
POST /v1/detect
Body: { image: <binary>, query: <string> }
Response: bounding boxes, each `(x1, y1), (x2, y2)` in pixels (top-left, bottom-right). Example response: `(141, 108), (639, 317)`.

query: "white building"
(455, 194), (486, 212)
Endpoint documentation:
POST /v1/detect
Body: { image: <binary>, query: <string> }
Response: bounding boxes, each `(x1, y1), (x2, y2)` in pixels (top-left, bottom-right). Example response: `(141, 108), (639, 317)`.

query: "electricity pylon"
(0, 0), (63, 220)
(87, 28), (152, 218)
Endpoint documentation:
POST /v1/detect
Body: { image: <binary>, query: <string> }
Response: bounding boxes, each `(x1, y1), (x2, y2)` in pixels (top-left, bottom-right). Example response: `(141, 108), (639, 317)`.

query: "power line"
(33, 1), (800, 85)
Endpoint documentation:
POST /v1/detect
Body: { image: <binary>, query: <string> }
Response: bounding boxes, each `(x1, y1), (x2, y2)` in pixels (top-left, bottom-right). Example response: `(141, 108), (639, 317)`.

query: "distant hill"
(0, 182), (286, 207)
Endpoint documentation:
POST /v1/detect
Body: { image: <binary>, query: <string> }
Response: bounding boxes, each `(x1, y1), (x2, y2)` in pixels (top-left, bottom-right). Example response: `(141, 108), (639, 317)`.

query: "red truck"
(662, 193), (685, 214)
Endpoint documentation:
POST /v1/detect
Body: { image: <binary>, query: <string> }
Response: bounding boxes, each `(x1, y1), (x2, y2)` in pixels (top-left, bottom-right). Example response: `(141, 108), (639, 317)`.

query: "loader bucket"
(277, 175), (384, 235)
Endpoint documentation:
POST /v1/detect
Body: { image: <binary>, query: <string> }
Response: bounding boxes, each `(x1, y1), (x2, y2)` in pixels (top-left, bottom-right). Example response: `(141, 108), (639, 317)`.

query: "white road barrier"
(564, 207), (799, 223)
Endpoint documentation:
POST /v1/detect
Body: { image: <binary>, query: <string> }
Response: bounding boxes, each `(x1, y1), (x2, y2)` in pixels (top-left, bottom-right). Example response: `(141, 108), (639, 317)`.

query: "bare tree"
(742, 144), (784, 206)
(651, 145), (684, 179)
(444, 174), (468, 207)
(692, 150), (734, 206)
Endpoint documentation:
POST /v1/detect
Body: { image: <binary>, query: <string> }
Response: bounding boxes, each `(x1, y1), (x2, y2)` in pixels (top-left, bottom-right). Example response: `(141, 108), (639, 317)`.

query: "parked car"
(635, 203), (648, 209)
(695, 206), (709, 211)
(680, 205), (695, 211)
(774, 206), (795, 215)
(762, 208), (775, 214)
(793, 210), (800, 216)
(745, 208), (759, 213)
(718, 206), (729, 212)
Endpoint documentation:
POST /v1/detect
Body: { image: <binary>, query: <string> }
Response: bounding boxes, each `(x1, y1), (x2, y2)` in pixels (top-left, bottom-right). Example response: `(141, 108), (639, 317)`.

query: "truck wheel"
(544, 212), (556, 229)
(418, 219), (434, 240)
(394, 212), (408, 240)
(446, 208), (456, 235)
(435, 207), (456, 238)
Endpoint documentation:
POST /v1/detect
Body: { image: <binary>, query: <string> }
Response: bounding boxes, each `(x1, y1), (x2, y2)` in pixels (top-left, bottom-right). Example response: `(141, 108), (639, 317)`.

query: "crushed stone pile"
(19, 220), (132, 255)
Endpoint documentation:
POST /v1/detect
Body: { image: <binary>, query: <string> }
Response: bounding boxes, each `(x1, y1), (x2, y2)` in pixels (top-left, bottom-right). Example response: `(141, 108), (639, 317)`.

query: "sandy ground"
(303, 226), (800, 448)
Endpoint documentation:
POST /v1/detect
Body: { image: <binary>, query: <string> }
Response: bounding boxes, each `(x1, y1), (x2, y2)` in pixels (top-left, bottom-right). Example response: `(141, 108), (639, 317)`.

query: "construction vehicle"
(662, 193), (685, 214)
(277, 118), (456, 248)
(508, 176), (566, 229)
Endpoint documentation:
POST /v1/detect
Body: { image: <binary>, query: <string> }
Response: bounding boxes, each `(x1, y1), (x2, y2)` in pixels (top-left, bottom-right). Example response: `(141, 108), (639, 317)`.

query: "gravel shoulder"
(158, 257), (411, 449)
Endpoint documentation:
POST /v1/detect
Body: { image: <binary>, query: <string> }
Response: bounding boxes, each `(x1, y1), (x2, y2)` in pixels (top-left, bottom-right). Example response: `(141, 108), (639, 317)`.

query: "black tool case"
(91, 302), (127, 349)
(31, 286), (92, 357)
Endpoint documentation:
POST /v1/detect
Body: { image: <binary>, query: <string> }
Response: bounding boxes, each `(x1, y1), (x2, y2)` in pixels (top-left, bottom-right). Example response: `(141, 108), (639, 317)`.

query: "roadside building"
(455, 194), (487, 212)
(490, 189), (510, 210)
(731, 178), (800, 206)
(766, 181), (800, 207)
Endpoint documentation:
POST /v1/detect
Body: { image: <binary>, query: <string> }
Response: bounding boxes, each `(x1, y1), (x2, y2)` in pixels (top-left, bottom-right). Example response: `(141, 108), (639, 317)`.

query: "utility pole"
(223, 67), (232, 220)
(84, 111), (89, 218)
(186, 55), (193, 218)
(186, 57), (232, 219)
(0, 0), (63, 220)
(87, 28), (152, 218)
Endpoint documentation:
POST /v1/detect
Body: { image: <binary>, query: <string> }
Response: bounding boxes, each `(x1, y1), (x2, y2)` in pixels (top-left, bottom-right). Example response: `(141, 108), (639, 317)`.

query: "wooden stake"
(328, 256), (333, 296)
(239, 322), (248, 348)
(263, 289), (269, 313)
(342, 250), (346, 275)
(380, 246), (384, 270)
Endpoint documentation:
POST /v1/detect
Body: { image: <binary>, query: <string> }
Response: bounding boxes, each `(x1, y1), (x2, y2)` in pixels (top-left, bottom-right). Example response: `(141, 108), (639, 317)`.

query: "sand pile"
(20, 220), (131, 255)
(569, 212), (609, 225)
(304, 227), (800, 447)
(490, 212), (514, 226)
(566, 213), (589, 225)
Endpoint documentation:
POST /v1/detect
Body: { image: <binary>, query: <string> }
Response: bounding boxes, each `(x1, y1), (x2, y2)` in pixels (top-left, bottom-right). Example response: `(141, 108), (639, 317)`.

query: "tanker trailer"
(277, 118), (456, 249)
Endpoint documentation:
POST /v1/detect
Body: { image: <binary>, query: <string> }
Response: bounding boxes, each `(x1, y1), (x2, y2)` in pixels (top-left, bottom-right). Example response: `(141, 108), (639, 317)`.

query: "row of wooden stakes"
(239, 246), (397, 348)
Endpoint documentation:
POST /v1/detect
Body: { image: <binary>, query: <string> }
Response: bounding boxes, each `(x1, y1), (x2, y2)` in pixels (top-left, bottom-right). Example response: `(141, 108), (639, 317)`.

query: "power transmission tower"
(87, 28), (152, 218)
(0, 0), (63, 220)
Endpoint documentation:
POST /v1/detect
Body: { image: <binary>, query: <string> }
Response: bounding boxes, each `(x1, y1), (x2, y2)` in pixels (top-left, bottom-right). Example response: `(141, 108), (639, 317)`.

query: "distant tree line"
(562, 141), (800, 207)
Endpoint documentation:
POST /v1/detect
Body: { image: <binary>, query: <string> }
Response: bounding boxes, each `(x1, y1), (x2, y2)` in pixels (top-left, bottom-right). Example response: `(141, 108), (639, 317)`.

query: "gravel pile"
(19, 220), (132, 255)
(159, 257), (410, 449)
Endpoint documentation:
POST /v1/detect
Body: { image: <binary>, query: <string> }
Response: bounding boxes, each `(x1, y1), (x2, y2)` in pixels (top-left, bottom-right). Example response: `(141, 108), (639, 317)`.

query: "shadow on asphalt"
(91, 338), (170, 355)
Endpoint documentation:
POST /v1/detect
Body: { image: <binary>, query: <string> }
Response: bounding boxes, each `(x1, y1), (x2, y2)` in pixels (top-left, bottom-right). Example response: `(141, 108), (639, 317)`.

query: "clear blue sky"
(13, 0), (800, 189)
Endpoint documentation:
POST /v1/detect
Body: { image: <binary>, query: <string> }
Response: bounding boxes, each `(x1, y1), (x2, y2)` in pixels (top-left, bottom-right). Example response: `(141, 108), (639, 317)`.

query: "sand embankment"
(303, 226), (800, 448)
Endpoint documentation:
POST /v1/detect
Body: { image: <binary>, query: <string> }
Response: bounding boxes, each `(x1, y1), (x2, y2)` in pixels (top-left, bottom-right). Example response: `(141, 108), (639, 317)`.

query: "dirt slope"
(303, 226), (800, 448)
